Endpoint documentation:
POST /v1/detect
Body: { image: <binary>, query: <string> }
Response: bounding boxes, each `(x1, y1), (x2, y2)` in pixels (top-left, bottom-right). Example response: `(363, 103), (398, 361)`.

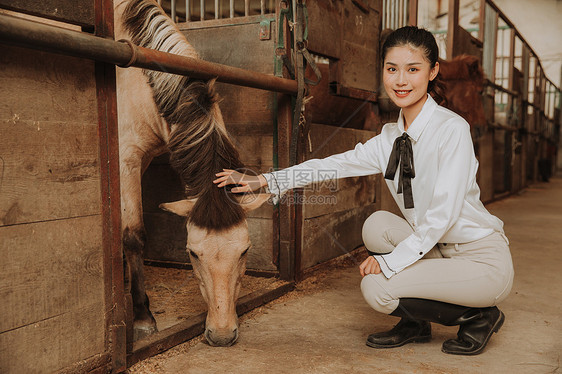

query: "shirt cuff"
(262, 173), (281, 204)
(373, 255), (397, 279)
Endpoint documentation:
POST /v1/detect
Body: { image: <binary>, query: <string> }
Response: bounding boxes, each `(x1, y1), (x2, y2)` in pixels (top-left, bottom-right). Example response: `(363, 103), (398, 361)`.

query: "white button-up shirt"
(264, 95), (504, 278)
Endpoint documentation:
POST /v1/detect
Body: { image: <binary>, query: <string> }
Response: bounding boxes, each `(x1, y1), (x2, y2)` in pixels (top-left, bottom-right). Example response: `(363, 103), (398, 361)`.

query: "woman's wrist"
(257, 174), (268, 188)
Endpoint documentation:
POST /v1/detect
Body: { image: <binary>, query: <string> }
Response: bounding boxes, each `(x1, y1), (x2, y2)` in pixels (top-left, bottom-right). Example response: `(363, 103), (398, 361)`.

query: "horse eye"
(188, 250), (199, 259)
(241, 247), (250, 257)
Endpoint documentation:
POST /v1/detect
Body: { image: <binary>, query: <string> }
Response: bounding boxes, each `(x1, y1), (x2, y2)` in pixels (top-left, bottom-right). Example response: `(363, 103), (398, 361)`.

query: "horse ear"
(236, 193), (272, 212)
(159, 199), (197, 217)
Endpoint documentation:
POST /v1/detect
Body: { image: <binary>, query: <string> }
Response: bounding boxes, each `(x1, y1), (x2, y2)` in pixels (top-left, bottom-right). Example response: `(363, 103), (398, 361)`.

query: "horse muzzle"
(205, 327), (239, 347)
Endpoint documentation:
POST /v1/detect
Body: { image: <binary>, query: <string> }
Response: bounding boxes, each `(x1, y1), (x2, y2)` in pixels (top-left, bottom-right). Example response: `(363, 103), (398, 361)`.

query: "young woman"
(213, 26), (514, 356)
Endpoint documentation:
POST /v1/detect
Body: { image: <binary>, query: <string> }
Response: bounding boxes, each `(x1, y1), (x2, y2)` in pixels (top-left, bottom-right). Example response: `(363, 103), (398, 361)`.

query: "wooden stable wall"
(0, 45), (108, 373)
(300, 124), (377, 270)
(0, 1), (124, 371)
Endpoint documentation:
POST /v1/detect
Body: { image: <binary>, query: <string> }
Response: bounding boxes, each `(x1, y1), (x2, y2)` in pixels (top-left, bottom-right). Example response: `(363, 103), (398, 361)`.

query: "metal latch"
(259, 19), (271, 40)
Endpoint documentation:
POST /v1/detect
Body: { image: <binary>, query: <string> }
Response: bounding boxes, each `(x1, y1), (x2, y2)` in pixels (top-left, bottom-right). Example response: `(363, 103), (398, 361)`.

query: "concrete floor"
(128, 176), (562, 374)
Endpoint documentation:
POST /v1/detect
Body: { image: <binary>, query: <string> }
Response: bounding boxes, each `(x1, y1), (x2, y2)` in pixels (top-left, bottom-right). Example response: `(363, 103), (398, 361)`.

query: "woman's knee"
(362, 211), (409, 254)
(360, 274), (399, 315)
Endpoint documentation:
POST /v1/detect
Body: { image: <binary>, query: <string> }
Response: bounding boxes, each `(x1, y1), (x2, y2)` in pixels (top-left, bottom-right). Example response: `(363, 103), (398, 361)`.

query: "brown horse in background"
(114, 0), (269, 345)
(439, 54), (487, 128)
(306, 55), (486, 133)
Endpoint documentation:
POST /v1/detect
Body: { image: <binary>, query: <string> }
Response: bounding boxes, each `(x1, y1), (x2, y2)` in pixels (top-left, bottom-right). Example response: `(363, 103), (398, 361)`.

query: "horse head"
(160, 193), (271, 346)
(440, 55), (487, 127)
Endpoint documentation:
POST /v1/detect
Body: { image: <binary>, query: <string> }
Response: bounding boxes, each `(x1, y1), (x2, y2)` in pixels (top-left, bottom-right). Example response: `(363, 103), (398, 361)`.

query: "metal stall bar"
(245, 0), (250, 16)
(171, 0), (177, 21)
(186, 0), (191, 21)
(215, 0), (219, 19)
(230, 0), (234, 17)
(0, 14), (298, 95)
(200, 0), (204, 20)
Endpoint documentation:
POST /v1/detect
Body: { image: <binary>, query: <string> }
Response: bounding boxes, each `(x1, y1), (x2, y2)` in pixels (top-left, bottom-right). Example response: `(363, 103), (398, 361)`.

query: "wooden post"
(478, 0), (485, 41)
(94, 0), (126, 371)
(507, 28), (515, 121)
(275, 0), (296, 281)
(408, 0), (418, 26)
(482, 3), (498, 82)
(446, 0), (459, 60)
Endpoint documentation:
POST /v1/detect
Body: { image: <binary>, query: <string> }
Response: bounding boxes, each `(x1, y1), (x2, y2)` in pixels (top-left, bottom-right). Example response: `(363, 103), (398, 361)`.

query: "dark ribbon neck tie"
(384, 132), (415, 209)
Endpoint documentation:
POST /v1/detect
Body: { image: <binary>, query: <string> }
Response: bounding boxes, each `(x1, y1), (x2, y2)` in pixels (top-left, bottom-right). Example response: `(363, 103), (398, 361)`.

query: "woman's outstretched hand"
(359, 256), (381, 276)
(213, 169), (268, 193)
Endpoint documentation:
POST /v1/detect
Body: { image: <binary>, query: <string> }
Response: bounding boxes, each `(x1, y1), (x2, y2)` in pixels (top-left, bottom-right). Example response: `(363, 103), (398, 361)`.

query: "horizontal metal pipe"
(0, 14), (298, 95)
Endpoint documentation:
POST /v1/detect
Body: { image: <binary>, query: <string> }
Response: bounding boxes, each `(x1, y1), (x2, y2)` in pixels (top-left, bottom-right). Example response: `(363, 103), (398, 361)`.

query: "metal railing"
(382, 0), (415, 29)
(0, 13), (297, 94)
(157, 0), (274, 22)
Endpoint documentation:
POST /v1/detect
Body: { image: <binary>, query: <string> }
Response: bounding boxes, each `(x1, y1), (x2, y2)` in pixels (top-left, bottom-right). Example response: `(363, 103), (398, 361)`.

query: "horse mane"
(122, 0), (246, 231)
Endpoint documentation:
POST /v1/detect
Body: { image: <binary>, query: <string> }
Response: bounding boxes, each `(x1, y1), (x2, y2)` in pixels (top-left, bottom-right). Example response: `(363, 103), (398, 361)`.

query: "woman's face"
(383, 45), (439, 113)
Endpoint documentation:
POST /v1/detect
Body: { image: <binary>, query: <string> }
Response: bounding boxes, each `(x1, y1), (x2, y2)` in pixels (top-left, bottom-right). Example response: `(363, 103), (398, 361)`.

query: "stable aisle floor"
(128, 176), (562, 374)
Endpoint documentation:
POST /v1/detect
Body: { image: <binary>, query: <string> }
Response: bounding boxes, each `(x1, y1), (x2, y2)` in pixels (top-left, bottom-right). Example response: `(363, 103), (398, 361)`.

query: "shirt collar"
(396, 94), (438, 142)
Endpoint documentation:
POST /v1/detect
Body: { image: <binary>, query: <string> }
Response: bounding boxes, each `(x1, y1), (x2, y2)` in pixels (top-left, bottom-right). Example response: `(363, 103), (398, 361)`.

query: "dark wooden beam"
(0, 0), (94, 27)
(94, 0), (126, 371)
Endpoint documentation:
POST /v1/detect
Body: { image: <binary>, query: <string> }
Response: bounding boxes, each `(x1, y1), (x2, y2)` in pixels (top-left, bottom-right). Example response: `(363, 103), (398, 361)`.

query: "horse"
(114, 0), (270, 346)
(439, 54), (487, 128)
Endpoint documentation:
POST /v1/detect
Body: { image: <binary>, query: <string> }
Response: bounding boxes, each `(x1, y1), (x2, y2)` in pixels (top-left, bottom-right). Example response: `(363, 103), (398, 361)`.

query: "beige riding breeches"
(360, 211), (514, 315)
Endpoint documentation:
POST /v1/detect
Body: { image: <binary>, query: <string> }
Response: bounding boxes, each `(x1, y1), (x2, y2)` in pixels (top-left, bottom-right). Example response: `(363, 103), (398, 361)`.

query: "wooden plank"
(301, 123), (377, 217)
(0, 119), (100, 226)
(230, 134), (274, 173)
(217, 84), (275, 129)
(306, 0), (342, 58)
(247, 217), (276, 271)
(0, 216), (104, 332)
(307, 62), (379, 129)
(0, 304), (106, 374)
(301, 204), (376, 270)
(0, 46), (97, 124)
(339, 0), (380, 93)
(0, 216), (105, 373)
(300, 124), (377, 218)
(305, 123), (376, 159)
(0, 45), (100, 226)
(183, 22), (274, 73)
(0, 0), (95, 27)
(302, 176), (376, 218)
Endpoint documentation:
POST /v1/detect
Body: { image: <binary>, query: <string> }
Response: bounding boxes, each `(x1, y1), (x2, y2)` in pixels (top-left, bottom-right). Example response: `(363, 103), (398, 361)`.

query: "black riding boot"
(389, 298), (505, 355)
(366, 299), (433, 349)
(366, 317), (431, 348)
(441, 307), (505, 355)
